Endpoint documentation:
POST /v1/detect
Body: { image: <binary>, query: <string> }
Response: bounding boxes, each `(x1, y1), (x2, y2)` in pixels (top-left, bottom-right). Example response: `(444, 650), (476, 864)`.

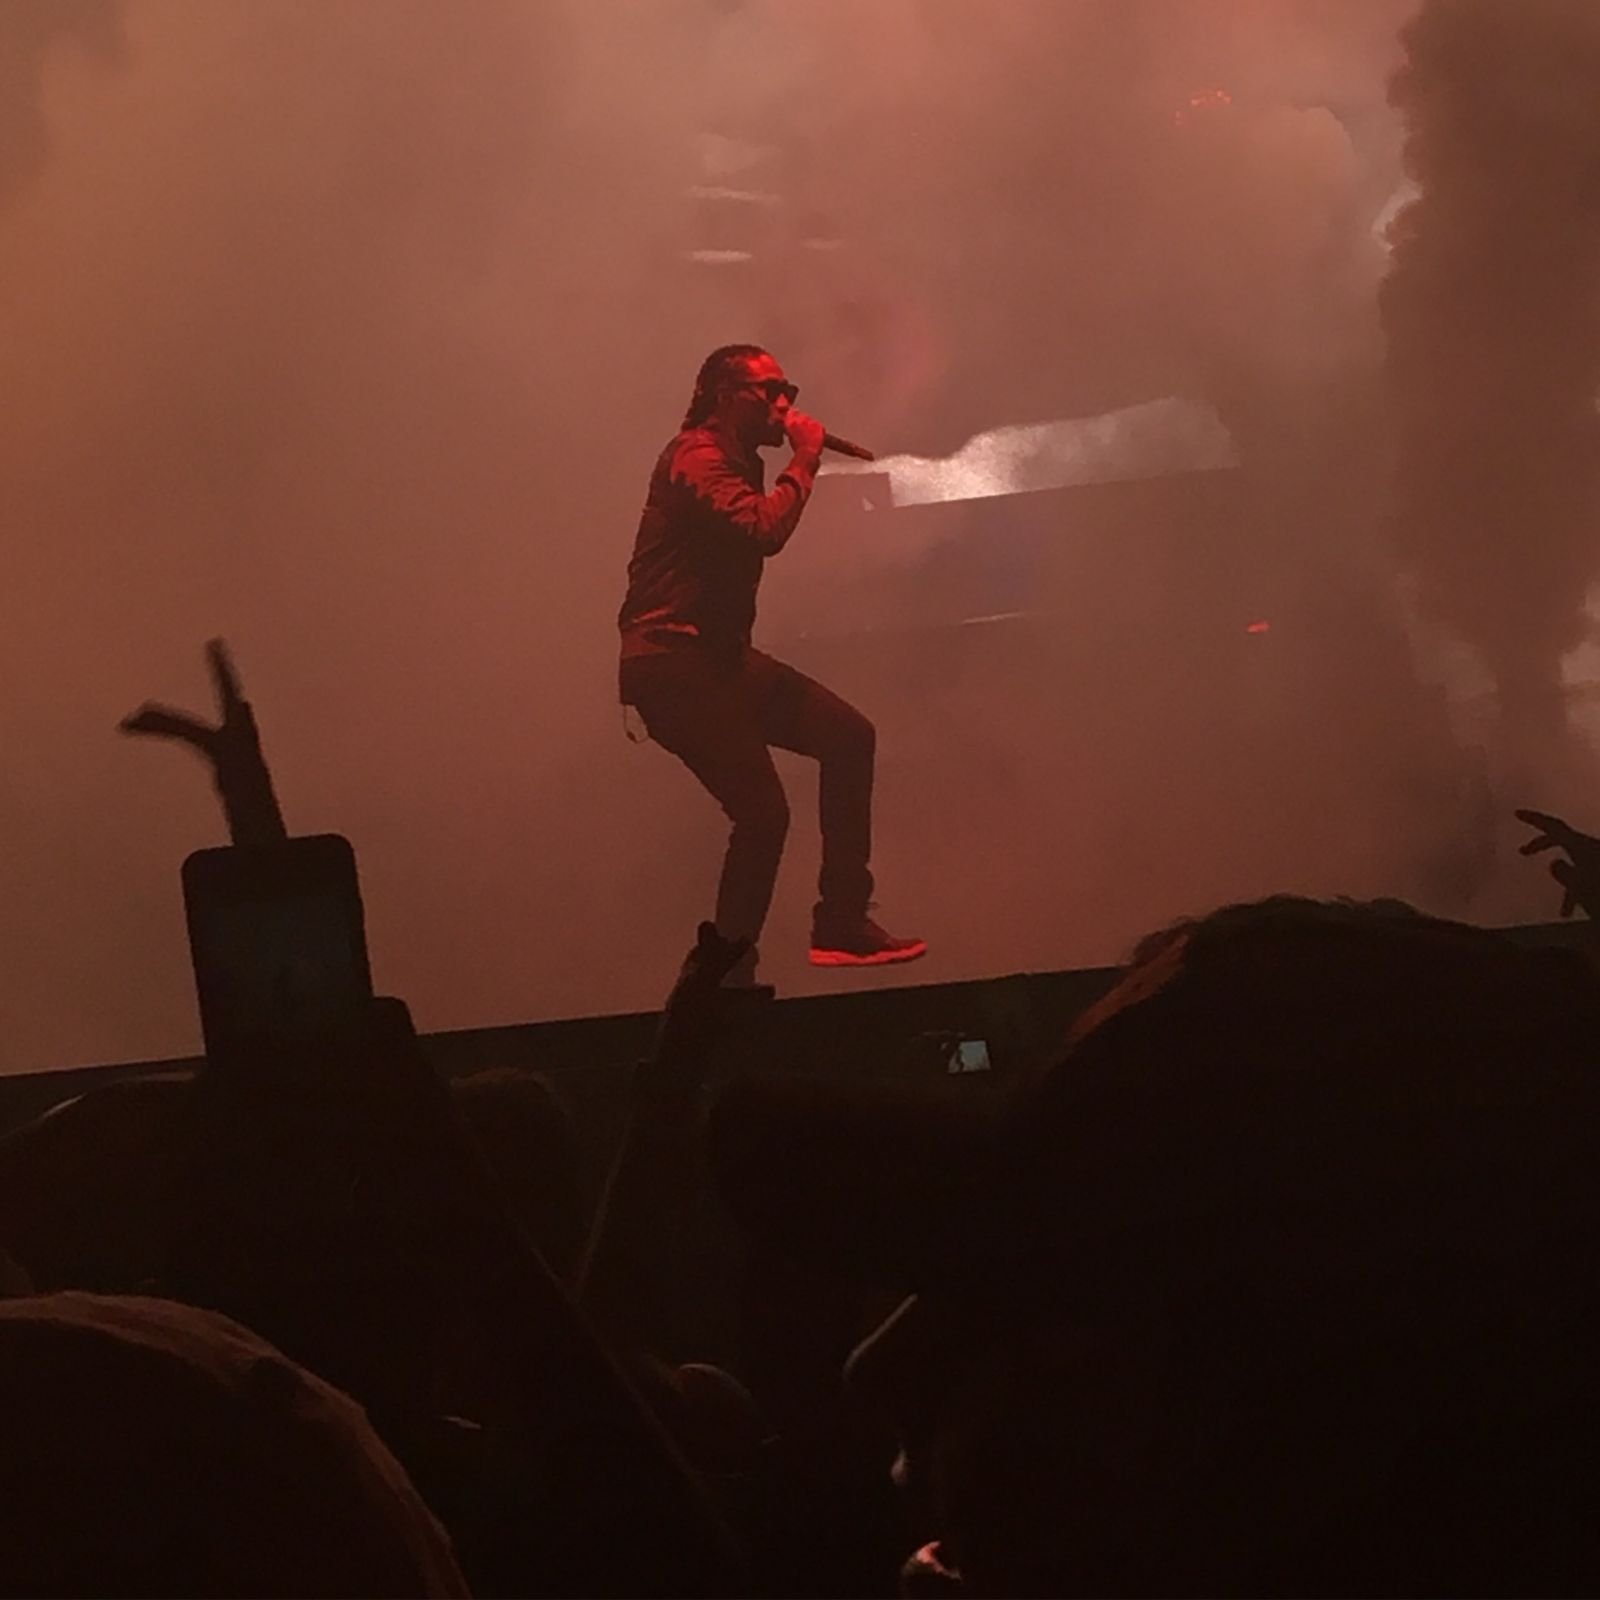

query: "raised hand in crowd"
(1516, 808), (1600, 919)
(580, 922), (754, 1373)
(120, 638), (286, 845)
(571, 923), (775, 1493)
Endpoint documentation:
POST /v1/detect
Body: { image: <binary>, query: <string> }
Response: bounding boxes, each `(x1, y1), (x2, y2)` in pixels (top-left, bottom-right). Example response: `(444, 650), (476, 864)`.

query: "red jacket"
(619, 423), (819, 660)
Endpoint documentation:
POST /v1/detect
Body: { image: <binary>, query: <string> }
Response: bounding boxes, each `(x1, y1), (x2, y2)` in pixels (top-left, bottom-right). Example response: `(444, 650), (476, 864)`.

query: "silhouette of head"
(716, 899), (1600, 1595)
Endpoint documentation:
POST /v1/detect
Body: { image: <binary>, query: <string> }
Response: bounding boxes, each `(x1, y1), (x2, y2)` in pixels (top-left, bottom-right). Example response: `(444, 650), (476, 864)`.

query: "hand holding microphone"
(785, 408), (876, 463)
(784, 408), (826, 458)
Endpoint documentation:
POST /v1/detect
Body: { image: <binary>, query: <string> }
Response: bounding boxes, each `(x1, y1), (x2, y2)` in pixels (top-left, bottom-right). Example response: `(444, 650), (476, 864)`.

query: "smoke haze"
(1383, 0), (1600, 803)
(3, 0), (1580, 1076)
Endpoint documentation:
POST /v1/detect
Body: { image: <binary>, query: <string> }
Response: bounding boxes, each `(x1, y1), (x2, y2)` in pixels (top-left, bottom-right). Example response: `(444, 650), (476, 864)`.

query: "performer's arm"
(670, 420), (824, 556)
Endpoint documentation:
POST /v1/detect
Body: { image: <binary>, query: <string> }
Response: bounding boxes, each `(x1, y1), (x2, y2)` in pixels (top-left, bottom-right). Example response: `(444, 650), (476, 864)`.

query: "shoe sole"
(808, 941), (928, 968)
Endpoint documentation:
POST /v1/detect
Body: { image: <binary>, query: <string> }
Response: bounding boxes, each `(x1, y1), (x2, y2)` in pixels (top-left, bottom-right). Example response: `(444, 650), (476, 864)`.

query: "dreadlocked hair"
(682, 344), (768, 429)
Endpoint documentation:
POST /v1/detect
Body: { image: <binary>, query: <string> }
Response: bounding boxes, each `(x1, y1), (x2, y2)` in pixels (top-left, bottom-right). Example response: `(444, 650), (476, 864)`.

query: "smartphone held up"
(182, 834), (374, 1068)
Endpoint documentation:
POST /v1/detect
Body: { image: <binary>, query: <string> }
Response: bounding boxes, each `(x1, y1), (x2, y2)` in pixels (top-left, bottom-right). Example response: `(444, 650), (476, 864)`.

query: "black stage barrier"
(0, 918), (1585, 1152)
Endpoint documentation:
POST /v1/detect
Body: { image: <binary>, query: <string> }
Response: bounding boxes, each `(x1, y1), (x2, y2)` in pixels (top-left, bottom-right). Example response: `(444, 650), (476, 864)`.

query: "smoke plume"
(1382, 0), (1600, 799)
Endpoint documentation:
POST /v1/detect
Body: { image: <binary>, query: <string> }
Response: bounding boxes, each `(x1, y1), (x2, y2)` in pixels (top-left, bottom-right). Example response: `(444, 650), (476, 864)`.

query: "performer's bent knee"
(731, 790), (790, 846)
(835, 711), (876, 763)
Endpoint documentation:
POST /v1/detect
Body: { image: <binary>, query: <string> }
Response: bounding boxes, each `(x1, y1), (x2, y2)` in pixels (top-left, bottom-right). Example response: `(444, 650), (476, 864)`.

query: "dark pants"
(622, 645), (875, 948)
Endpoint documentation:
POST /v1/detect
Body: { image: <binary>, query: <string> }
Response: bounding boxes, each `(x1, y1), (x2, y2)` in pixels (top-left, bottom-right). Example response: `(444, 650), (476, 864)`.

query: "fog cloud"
(1382, 0), (1600, 806)
(1, 2), (1483, 1075)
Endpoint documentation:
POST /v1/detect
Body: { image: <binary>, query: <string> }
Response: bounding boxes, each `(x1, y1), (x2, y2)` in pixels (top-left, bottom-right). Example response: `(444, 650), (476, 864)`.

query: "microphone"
(822, 431), (876, 462)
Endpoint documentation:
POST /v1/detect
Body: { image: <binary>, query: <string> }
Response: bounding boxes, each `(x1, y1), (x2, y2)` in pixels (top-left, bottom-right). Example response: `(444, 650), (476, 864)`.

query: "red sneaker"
(809, 915), (928, 968)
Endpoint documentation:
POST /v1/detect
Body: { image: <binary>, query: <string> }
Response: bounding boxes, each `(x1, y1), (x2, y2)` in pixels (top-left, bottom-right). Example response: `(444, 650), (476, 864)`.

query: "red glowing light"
(1246, 620), (1271, 635)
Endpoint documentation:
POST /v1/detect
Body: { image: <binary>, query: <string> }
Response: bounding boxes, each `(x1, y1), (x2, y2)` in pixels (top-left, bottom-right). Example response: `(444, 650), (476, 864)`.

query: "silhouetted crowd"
(3, 656), (1600, 1597)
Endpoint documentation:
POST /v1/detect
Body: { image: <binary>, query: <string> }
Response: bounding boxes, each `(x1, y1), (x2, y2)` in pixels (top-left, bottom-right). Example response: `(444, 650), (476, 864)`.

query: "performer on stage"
(619, 344), (926, 985)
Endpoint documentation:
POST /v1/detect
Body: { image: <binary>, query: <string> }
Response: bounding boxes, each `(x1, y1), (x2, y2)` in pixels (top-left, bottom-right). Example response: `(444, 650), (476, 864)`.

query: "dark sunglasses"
(738, 377), (799, 404)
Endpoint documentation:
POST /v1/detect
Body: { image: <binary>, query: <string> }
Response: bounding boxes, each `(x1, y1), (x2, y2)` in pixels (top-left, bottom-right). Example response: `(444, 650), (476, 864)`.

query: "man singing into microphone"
(619, 344), (926, 984)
